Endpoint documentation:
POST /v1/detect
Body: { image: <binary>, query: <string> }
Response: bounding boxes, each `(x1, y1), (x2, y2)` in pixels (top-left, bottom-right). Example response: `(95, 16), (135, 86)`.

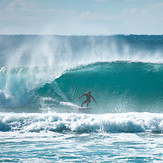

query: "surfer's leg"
(81, 100), (87, 107)
(86, 100), (91, 107)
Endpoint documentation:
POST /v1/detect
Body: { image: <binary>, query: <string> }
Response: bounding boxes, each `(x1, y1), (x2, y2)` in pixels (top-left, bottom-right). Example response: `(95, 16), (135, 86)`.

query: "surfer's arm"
(78, 94), (86, 99)
(91, 95), (97, 104)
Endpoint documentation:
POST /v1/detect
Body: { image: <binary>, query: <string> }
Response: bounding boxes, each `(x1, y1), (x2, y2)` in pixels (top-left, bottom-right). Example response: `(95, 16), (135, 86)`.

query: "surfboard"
(78, 107), (91, 109)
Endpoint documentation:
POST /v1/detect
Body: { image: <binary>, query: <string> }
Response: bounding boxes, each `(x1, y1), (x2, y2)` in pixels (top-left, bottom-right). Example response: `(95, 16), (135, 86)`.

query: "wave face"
(39, 62), (163, 113)
(0, 35), (163, 113)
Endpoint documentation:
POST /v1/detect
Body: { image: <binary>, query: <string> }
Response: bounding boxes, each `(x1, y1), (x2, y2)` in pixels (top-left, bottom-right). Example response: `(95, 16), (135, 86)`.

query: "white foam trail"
(60, 102), (79, 109)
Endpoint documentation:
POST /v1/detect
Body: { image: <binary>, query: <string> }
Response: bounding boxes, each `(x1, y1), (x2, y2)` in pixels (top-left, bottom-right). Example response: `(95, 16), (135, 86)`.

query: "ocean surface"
(0, 35), (163, 162)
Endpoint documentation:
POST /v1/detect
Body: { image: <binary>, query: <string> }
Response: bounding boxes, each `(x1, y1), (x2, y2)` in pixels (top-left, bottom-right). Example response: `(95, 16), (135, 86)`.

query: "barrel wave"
(0, 35), (163, 117)
(37, 61), (163, 113)
(1, 61), (162, 113)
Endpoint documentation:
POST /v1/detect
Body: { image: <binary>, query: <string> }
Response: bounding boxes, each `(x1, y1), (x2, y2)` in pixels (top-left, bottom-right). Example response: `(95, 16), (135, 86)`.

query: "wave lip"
(0, 112), (163, 133)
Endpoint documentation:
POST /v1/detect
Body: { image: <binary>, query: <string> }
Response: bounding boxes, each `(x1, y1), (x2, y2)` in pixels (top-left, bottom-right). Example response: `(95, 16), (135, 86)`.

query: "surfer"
(78, 91), (97, 107)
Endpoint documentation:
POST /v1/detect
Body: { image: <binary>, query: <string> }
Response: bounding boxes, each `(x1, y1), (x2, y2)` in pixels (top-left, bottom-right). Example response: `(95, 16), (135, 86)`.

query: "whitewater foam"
(0, 112), (162, 133)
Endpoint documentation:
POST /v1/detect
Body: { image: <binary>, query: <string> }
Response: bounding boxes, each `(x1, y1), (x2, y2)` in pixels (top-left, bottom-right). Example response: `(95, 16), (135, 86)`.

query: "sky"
(0, 0), (163, 35)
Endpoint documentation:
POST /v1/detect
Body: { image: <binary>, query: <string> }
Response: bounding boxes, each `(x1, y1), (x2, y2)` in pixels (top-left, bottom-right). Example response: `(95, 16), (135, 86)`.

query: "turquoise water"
(0, 35), (163, 162)
(1, 131), (163, 162)
(0, 112), (163, 162)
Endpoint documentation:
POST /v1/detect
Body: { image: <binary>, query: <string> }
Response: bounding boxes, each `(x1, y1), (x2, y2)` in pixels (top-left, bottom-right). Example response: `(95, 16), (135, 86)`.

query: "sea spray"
(1, 35), (163, 68)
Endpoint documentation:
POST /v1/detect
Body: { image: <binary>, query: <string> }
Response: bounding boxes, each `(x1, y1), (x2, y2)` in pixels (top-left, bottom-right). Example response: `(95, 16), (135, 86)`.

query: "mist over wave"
(1, 35), (163, 67)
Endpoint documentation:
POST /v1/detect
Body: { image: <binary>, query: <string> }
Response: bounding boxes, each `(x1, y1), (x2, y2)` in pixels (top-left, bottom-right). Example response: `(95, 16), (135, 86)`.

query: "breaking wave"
(0, 112), (163, 133)
(0, 61), (163, 113)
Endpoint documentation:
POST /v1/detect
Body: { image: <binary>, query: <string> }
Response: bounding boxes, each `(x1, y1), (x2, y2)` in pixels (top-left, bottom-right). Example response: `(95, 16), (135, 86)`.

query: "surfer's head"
(87, 91), (91, 95)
